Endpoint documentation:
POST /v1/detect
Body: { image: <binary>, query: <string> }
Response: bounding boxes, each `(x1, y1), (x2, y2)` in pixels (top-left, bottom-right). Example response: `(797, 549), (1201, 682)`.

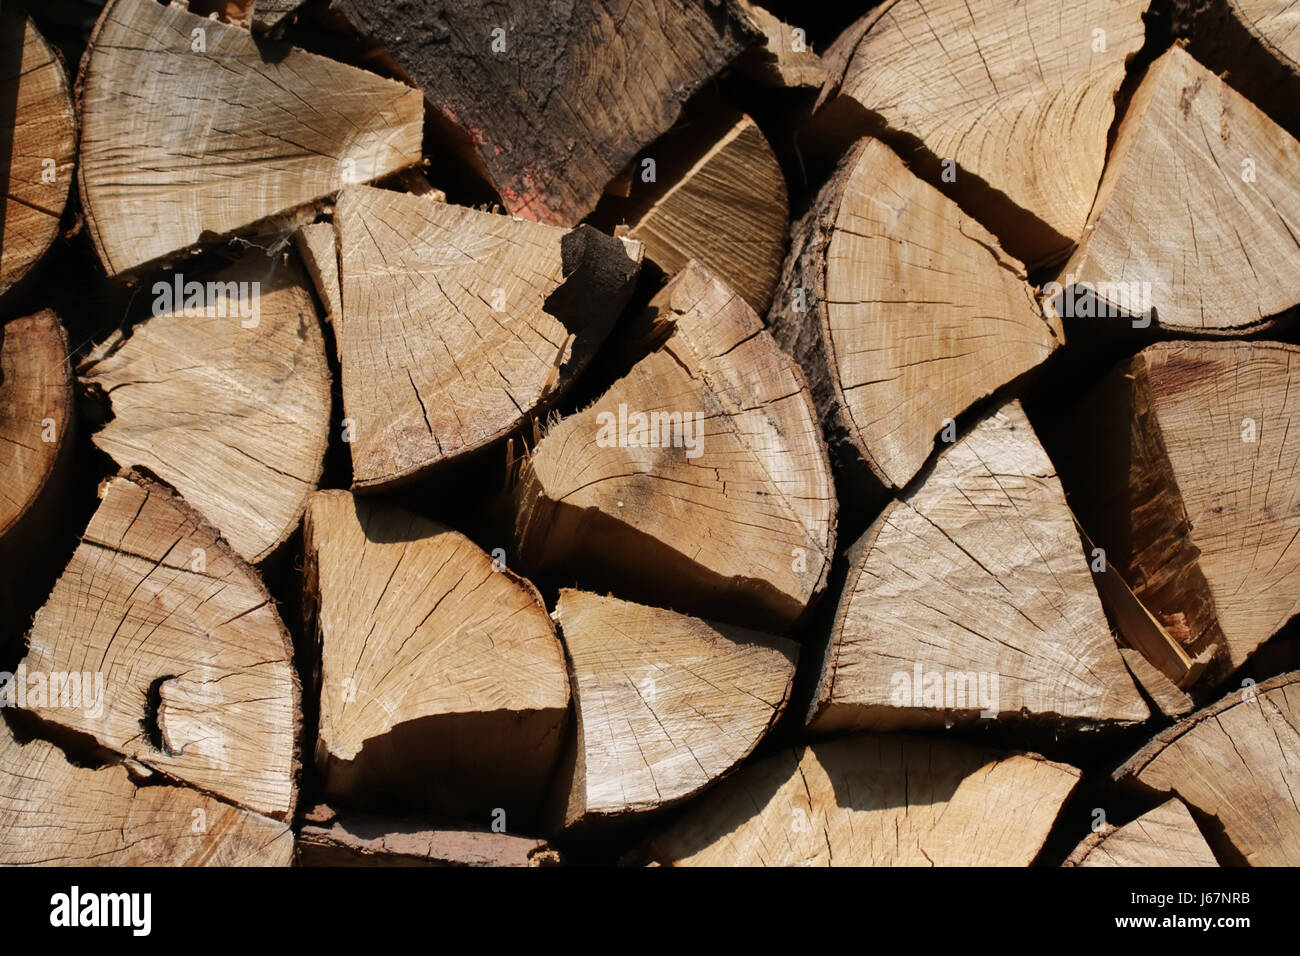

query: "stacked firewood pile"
(1, 0), (1298, 867)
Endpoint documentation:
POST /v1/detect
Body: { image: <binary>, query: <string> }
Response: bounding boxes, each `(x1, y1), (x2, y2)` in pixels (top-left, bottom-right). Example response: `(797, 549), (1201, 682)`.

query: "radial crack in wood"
(334, 185), (643, 489)
(614, 108), (788, 315)
(1052, 341), (1300, 677)
(643, 734), (1080, 866)
(0, 6), (76, 297)
(1063, 797), (1218, 867)
(0, 722), (293, 866)
(80, 247), (331, 564)
(808, 400), (1148, 734)
(329, 0), (759, 227)
(514, 260), (836, 630)
(303, 491), (570, 824)
(766, 136), (1062, 496)
(77, 0), (424, 275)
(1061, 46), (1300, 334)
(1114, 671), (1300, 865)
(814, 0), (1146, 267)
(548, 589), (797, 831)
(17, 474), (300, 821)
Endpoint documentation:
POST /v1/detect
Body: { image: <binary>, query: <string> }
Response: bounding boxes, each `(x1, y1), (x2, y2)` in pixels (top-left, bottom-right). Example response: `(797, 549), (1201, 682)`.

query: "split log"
(807, 401), (1147, 734)
(1119, 649), (1196, 719)
(813, 0), (1146, 267)
(514, 260), (836, 629)
(1171, 0), (1300, 137)
(252, 0), (306, 32)
(1060, 46), (1300, 334)
(0, 723), (292, 866)
(1063, 798), (1218, 868)
(735, 1), (826, 89)
(80, 247), (331, 563)
(611, 108), (788, 315)
(18, 474), (300, 821)
(1114, 671), (1300, 866)
(294, 223), (342, 324)
(548, 589), (797, 830)
(0, 6), (76, 296)
(0, 311), (74, 618)
(303, 491), (569, 824)
(334, 185), (642, 489)
(1052, 341), (1299, 678)
(643, 734), (1080, 866)
(330, 0), (758, 226)
(295, 806), (558, 867)
(766, 136), (1061, 497)
(77, 0), (424, 275)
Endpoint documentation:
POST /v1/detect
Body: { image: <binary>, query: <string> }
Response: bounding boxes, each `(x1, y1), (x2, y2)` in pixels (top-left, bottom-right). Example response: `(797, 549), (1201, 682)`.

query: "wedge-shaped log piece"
(1063, 46), (1300, 333)
(1064, 798), (1218, 867)
(294, 223), (342, 324)
(515, 261), (835, 629)
(808, 401), (1147, 733)
(0, 7), (76, 296)
(1054, 341), (1299, 676)
(0, 723), (292, 866)
(735, 1), (826, 89)
(767, 137), (1061, 495)
(815, 0), (1145, 266)
(295, 806), (558, 867)
(81, 249), (330, 563)
(620, 109), (788, 315)
(644, 734), (1080, 866)
(18, 474), (300, 821)
(330, 0), (757, 226)
(1172, 0), (1300, 136)
(549, 590), (797, 830)
(335, 186), (642, 489)
(304, 491), (569, 823)
(1, 312), (73, 574)
(1114, 672), (1300, 866)
(77, 0), (423, 275)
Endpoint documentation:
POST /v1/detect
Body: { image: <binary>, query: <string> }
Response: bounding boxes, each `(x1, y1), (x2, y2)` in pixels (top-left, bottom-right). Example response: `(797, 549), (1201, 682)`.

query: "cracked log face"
(807, 401), (1147, 734)
(17, 474), (300, 822)
(643, 734), (1081, 866)
(514, 260), (836, 630)
(0, 7), (76, 297)
(80, 247), (331, 564)
(1063, 46), (1300, 333)
(0, 311), (73, 569)
(1114, 671), (1300, 866)
(548, 589), (797, 831)
(816, 0), (1146, 267)
(80, 247), (332, 564)
(766, 137), (1062, 496)
(334, 185), (642, 490)
(615, 108), (789, 315)
(77, 0), (424, 276)
(303, 491), (570, 823)
(1063, 798), (1218, 867)
(1054, 341), (1300, 677)
(330, 0), (758, 227)
(0, 722), (293, 866)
